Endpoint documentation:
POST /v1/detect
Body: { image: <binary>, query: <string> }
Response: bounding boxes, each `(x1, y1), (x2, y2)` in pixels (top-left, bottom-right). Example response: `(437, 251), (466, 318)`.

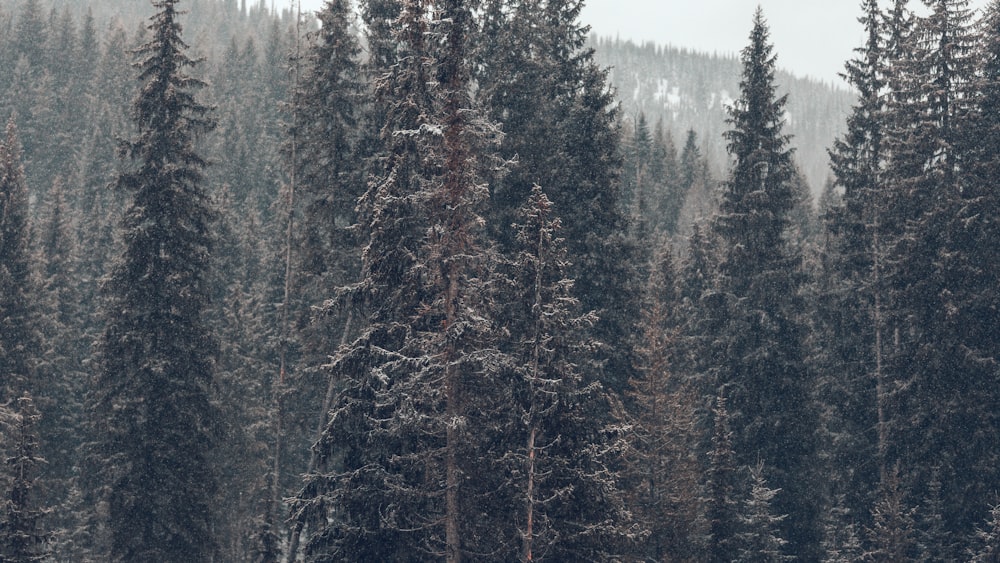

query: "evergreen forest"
(1, 0), (1000, 561)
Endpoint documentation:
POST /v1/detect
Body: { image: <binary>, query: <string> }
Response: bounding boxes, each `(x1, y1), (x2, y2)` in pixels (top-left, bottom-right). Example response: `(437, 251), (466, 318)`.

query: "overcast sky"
(294, 0), (991, 86)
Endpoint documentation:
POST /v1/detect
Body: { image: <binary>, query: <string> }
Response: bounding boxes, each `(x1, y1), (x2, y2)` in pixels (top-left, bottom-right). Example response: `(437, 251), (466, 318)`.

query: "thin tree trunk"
(524, 212), (546, 562)
(285, 311), (352, 562)
(444, 261), (462, 563)
(873, 222), (887, 482)
(278, 3), (301, 562)
(524, 427), (537, 562)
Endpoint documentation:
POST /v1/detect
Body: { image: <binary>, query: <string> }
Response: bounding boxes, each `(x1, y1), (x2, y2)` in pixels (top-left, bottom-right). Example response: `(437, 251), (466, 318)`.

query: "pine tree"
(822, 0), (888, 529)
(706, 395), (741, 563)
(478, 0), (638, 395)
(0, 395), (49, 563)
(707, 8), (820, 558)
(970, 504), (1000, 562)
(863, 465), (916, 562)
(0, 117), (34, 403)
(503, 186), (633, 561)
(93, 1), (219, 560)
(626, 240), (703, 561)
(735, 461), (792, 563)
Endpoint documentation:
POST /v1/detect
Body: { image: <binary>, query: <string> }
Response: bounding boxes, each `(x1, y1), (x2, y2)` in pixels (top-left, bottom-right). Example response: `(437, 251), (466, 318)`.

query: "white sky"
(293, 0), (991, 86)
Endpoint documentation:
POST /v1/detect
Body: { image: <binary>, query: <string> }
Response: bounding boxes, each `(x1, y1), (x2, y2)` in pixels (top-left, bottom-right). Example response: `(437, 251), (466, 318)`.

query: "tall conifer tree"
(626, 241), (703, 561)
(881, 0), (999, 544)
(0, 118), (47, 563)
(478, 0), (637, 394)
(0, 395), (49, 563)
(0, 118), (33, 403)
(289, 1), (438, 558)
(822, 0), (888, 528)
(94, 1), (218, 560)
(708, 8), (820, 558)
(499, 186), (632, 561)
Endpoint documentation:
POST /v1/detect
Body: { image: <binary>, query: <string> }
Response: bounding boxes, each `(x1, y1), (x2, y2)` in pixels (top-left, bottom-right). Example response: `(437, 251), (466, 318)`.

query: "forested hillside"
(1, 0), (999, 561)
(593, 36), (857, 194)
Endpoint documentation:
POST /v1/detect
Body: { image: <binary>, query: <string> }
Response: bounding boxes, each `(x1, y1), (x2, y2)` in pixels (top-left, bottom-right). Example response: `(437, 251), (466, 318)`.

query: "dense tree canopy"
(93, 1), (219, 560)
(3, 0), (1000, 561)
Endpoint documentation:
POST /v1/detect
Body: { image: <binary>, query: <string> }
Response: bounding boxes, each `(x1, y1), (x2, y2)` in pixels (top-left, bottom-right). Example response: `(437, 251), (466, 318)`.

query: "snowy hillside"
(593, 36), (856, 195)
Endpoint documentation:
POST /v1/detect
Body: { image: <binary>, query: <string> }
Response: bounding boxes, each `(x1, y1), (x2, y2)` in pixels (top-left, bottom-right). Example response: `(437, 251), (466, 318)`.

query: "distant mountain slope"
(592, 36), (856, 197)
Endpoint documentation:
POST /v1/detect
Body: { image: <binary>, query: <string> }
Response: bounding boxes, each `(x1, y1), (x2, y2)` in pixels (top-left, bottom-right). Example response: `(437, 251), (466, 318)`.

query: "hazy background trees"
(2, 0), (1000, 561)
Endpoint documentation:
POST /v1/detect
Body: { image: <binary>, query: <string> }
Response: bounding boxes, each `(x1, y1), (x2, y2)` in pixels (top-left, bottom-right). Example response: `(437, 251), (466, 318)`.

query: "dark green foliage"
(295, 0), (363, 286)
(863, 465), (916, 562)
(93, 1), (219, 560)
(651, 119), (685, 234)
(626, 240), (704, 561)
(11, 0), (1000, 560)
(289, 1), (439, 559)
(502, 186), (633, 561)
(0, 118), (33, 403)
(622, 115), (687, 239)
(880, 0), (1000, 546)
(820, 0), (886, 531)
(622, 113), (656, 246)
(708, 9), (820, 559)
(593, 36), (855, 194)
(478, 0), (639, 395)
(820, 494), (864, 562)
(706, 395), (740, 563)
(970, 504), (1000, 563)
(31, 179), (91, 561)
(292, 2), (636, 559)
(917, 469), (958, 562)
(12, 0), (47, 74)
(208, 190), (284, 563)
(0, 395), (49, 563)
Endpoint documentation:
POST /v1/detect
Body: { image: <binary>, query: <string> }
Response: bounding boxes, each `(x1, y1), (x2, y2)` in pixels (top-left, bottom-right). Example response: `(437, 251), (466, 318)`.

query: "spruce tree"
(881, 0), (1000, 544)
(11, 0), (46, 76)
(478, 0), (638, 394)
(288, 1), (440, 559)
(623, 113), (654, 250)
(708, 8), (820, 558)
(735, 462), (792, 563)
(822, 0), (888, 528)
(0, 395), (49, 563)
(706, 395), (741, 563)
(93, 1), (218, 560)
(0, 117), (33, 403)
(679, 129), (704, 197)
(820, 494), (864, 562)
(501, 186), (633, 561)
(626, 240), (703, 561)
(652, 119), (683, 235)
(281, 0), (365, 555)
(294, 0), (363, 292)
(32, 178), (89, 559)
(970, 504), (1000, 563)
(863, 465), (916, 562)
